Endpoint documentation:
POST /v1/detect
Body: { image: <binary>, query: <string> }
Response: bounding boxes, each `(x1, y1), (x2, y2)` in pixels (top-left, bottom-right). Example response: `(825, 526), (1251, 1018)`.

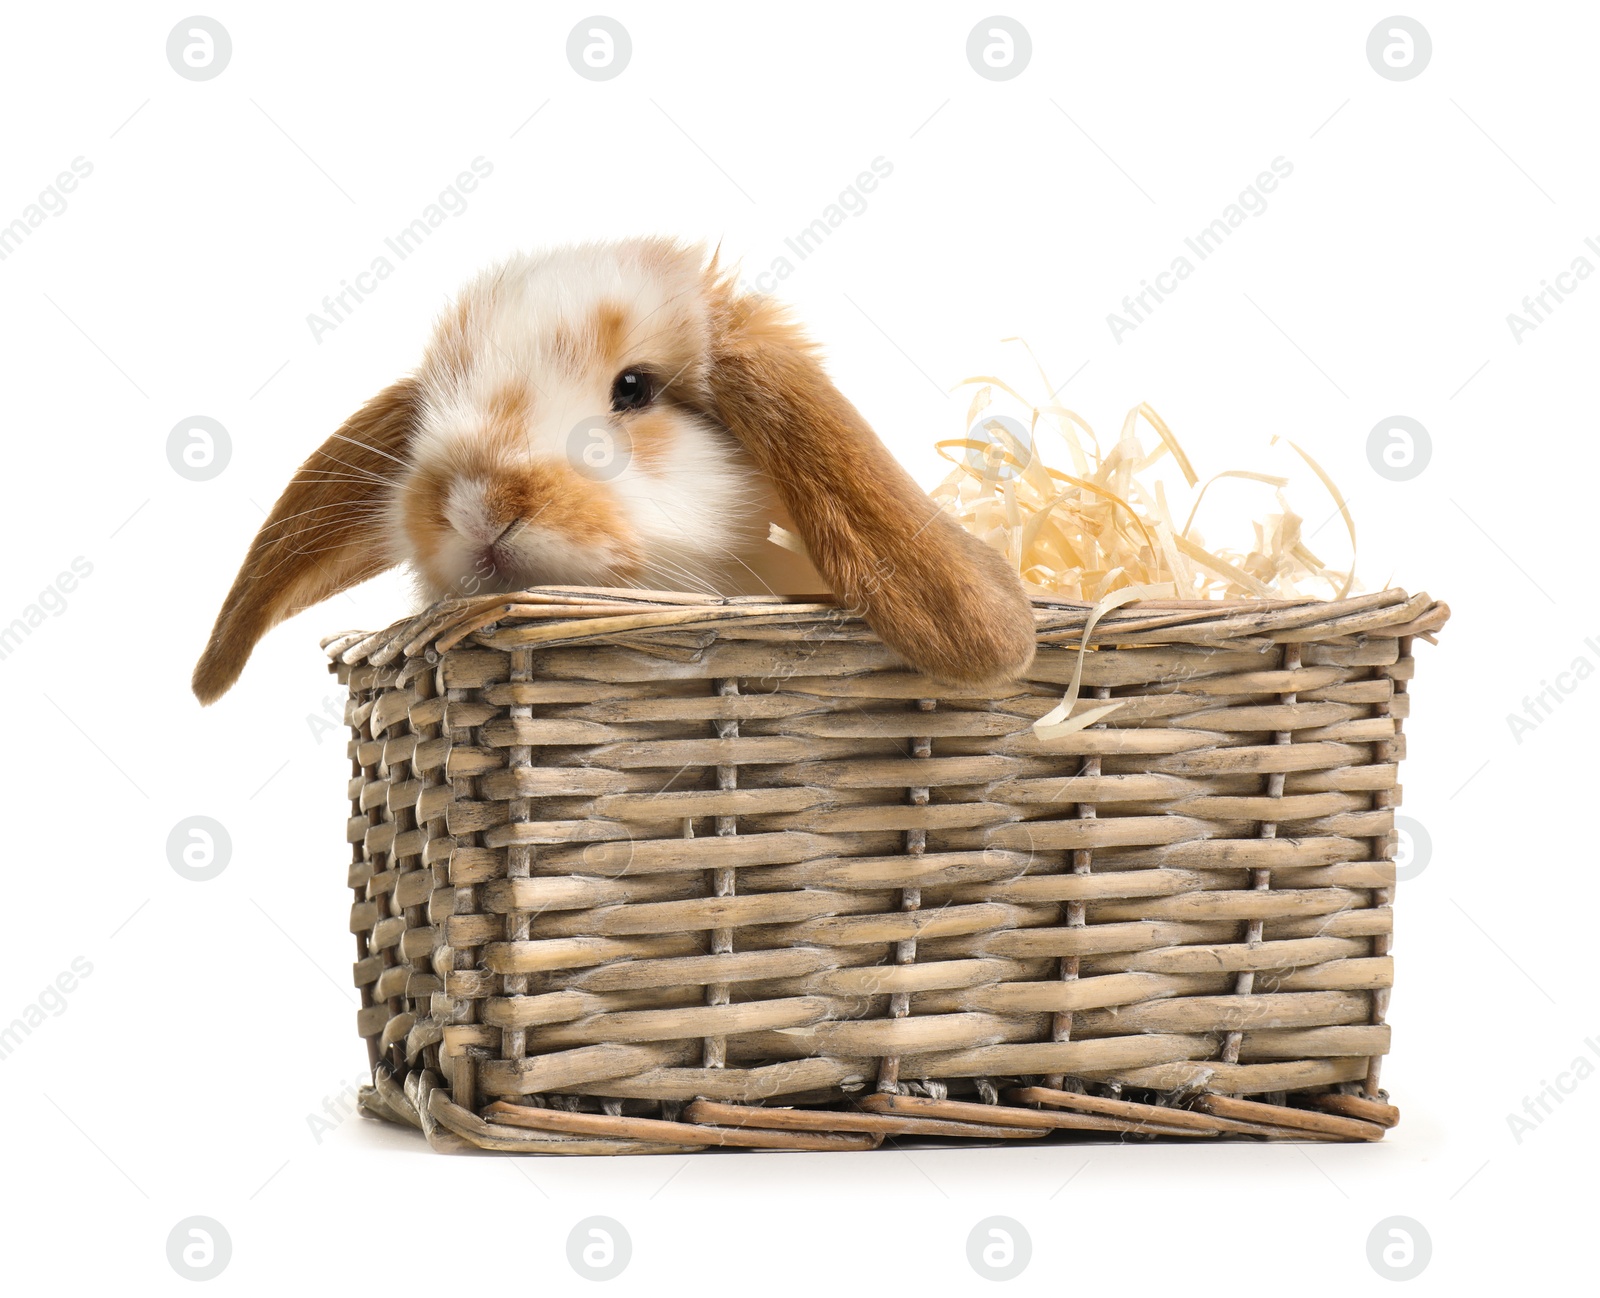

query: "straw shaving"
(929, 361), (1357, 606)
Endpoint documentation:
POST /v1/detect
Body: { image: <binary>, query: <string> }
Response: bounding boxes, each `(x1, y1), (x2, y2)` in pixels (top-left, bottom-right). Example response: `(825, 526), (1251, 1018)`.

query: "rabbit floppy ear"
(704, 293), (1036, 686)
(192, 377), (421, 705)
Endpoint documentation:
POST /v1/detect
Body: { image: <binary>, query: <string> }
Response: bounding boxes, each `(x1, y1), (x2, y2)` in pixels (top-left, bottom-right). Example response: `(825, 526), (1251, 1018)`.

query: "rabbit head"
(192, 238), (1036, 703)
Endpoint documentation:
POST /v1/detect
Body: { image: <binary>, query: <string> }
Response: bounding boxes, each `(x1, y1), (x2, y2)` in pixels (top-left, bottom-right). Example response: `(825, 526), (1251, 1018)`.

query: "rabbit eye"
(610, 369), (655, 412)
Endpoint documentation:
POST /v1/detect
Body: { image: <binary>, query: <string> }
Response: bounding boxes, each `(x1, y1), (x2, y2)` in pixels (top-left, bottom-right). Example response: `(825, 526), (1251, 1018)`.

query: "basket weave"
(325, 586), (1447, 1154)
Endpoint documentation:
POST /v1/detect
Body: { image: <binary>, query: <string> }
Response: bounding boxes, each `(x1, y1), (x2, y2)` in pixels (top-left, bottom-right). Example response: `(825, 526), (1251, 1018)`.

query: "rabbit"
(192, 238), (1037, 704)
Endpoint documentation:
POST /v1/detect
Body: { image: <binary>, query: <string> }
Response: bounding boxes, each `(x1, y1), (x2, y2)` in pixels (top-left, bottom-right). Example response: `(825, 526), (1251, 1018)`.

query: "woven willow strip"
(330, 587), (1447, 1154)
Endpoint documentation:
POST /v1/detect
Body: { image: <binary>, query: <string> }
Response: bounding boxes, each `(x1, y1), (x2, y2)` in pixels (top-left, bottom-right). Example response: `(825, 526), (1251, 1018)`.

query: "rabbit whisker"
(325, 431), (411, 472)
(312, 452), (401, 485)
(255, 499), (390, 536)
(258, 510), (392, 549)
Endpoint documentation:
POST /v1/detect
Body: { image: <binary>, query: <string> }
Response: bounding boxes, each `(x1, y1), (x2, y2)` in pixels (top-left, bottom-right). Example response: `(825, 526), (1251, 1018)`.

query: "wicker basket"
(325, 586), (1447, 1154)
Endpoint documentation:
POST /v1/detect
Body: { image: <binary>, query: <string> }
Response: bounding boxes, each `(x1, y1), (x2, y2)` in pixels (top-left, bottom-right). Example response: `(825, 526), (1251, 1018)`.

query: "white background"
(1, 2), (1592, 1292)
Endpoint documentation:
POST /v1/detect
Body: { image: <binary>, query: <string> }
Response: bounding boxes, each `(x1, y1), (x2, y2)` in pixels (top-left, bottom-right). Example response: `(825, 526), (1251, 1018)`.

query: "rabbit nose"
(475, 519), (526, 572)
(474, 519), (519, 552)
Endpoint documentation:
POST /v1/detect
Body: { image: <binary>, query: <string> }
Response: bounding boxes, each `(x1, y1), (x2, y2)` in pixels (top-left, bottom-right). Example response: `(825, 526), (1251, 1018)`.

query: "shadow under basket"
(325, 586), (1448, 1155)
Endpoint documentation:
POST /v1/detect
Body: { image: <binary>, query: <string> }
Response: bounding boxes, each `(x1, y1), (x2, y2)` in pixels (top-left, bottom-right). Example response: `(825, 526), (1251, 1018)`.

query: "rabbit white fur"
(194, 238), (1035, 703)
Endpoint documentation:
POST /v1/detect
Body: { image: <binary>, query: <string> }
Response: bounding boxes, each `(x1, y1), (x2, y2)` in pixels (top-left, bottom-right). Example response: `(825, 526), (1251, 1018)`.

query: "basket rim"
(322, 585), (1448, 671)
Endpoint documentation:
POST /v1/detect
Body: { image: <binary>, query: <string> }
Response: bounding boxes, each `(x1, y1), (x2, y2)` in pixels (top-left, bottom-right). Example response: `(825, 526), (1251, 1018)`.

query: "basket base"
(356, 1064), (1397, 1155)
